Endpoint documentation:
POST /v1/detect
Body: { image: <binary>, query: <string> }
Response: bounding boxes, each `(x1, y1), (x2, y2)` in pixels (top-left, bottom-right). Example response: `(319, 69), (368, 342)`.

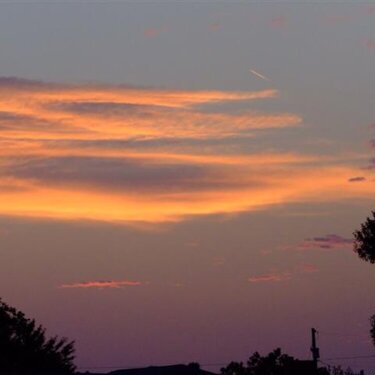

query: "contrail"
(249, 69), (271, 82)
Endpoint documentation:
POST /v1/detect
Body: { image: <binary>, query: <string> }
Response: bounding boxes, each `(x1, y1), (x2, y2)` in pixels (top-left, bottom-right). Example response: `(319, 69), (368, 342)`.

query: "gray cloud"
(299, 234), (353, 250)
(0, 111), (72, 133)
(48, 101), (170, 117)
(0, 77), (62, 92)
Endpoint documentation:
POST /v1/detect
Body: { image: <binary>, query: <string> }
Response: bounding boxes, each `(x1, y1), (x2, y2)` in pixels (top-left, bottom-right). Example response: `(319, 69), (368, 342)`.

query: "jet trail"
(250, 69), (271, 82)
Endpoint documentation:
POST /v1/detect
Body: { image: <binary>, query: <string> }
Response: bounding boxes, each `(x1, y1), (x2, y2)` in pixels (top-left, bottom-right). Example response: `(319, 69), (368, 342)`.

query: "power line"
(319, 331), (370, 340)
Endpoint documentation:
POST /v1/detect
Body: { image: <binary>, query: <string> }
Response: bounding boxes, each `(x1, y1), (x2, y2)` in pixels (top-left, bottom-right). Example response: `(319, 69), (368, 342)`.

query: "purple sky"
(0, 2), (374, 374)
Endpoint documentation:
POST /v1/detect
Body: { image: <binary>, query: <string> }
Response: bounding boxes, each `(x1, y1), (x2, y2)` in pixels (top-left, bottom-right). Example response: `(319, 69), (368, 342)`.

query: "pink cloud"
(60, 280), (142, 289)
(367, 6), (375, 14)
(324, 15), (351, 26)
(364, 39), (375, 49)
(270, 16), (288, 29)
(298, 263), (319, 274)
(298, 234), (353, 250)
(185, 241), (199, 248)
(209, 22), (221, 32)
(212, 256), (226, 267)
(249, 263), (319, 284)
(248, 272), (291, 283)
(260, 248), (273, 256)
(144, 27), (165, 38)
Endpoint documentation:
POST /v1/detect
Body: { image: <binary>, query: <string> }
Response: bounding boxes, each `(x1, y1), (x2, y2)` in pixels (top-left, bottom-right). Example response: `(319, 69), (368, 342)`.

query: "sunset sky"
(0, 1), (375, 373)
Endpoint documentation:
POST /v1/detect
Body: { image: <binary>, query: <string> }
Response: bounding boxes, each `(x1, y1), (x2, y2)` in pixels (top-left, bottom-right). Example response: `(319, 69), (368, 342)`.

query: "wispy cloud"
(60, 280), (142, 289)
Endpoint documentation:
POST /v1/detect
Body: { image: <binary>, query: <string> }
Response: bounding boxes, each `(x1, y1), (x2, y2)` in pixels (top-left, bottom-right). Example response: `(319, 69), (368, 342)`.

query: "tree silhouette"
(353, 211), (375, 263)
(353, 212), (375, 348)
(371, 315), (375, 349)
(221, 348), (329, 375)
(0, 298), (75, 373)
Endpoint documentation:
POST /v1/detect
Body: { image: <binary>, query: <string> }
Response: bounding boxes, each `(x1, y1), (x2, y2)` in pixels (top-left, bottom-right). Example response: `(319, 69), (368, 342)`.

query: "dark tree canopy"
(0, 299), (75, 373)
(220, 349), (365, 375)
(353, 211), (375, 263)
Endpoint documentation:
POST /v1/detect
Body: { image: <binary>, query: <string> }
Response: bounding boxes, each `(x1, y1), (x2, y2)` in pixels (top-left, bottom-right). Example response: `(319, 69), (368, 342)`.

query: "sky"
(0, 0), (375, 373)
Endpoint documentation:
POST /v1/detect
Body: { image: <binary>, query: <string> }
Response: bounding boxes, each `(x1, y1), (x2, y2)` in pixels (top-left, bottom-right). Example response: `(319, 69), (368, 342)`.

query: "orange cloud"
(0, 78), (283, 141)
(0, 158), (372, 223)
(60, 280), (142, 289)
(0, 78), (373, 224)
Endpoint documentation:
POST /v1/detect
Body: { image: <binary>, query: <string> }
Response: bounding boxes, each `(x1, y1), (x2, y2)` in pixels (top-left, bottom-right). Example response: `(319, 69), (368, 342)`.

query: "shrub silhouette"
(0, 298), (75, 373)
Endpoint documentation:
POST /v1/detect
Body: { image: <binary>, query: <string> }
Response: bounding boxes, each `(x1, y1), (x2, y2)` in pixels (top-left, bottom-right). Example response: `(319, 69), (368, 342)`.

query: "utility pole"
(311, 328), (320, 371)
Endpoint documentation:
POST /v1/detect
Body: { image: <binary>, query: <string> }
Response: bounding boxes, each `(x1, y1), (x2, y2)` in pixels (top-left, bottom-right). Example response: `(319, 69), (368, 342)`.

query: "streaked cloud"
(60, 280), (142, 289)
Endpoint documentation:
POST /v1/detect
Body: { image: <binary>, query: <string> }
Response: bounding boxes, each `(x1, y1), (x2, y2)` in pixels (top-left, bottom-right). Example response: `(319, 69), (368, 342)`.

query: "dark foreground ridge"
(77, 364), (216, 375)
(111, 364), (215, 375)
